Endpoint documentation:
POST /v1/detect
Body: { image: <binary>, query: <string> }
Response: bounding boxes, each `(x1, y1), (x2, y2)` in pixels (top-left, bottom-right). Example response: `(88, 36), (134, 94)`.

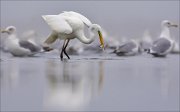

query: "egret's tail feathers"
(42, 15), (59, 23)
(42, 15), (49, 21)
(42, 15), (53, 21)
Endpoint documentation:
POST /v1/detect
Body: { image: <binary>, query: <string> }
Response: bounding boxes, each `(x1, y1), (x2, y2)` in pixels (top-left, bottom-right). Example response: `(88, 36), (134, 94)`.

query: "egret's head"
(90, 24), (105, 50)
(162, 20), (178, 28)
(1, 26), (16, 35)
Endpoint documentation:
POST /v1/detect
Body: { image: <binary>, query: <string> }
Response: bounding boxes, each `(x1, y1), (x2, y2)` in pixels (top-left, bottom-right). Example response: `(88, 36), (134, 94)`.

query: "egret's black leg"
(60, 50), (63, 60)
(60, 40), (67, 60)
(63, 39), (70, 59)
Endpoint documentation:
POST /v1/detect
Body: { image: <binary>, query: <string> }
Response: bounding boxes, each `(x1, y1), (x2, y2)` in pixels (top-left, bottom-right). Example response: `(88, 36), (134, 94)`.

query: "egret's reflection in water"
(43, 60), (104, 111)
(0, 56), (179, 111)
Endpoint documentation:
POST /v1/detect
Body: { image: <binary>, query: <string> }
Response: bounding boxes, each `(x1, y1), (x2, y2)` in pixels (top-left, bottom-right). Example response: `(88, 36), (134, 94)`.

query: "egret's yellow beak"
(98, 30), (105, 50)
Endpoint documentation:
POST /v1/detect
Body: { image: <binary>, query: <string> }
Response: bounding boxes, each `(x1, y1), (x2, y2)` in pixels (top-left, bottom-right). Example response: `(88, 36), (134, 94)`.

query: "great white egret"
(147, 20), (178, 57)
(42, 11), (105, 60)
(1, 26), (41, 57)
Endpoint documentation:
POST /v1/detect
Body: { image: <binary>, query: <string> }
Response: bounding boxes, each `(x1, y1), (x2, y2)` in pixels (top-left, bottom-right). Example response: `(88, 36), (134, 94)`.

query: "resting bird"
(114, 39), (140, 56)
(1, 26), (41, 57)
(147, 20), (178, 57)
(42, 11), (105, 60)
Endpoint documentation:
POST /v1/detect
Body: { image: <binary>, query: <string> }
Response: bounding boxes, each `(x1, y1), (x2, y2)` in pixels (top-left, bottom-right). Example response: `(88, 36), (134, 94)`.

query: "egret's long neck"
(160, 25), (170, 39)
(77, 30), (96, 44)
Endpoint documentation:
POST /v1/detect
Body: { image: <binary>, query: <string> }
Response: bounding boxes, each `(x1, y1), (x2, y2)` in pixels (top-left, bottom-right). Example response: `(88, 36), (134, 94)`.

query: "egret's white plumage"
(1, 26), (41, 57)
(148, 20), (178, 57)
(42, 11), (105, 60)
(44, 61), (104, 111)
(81, 28), (120, 54)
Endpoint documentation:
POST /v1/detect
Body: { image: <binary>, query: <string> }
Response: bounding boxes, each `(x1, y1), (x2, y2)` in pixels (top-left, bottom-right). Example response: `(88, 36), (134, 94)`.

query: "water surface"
(1, 53), (179, 111)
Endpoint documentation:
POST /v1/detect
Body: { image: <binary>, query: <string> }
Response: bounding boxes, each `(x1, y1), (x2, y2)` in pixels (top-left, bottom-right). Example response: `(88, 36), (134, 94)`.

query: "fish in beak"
(98, 30), (105, 50)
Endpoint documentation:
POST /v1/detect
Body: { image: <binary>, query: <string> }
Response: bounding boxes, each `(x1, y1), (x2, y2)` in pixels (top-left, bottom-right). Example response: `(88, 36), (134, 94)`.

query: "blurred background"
(1, 1), (179, 41)
(1, 1), (179, 111)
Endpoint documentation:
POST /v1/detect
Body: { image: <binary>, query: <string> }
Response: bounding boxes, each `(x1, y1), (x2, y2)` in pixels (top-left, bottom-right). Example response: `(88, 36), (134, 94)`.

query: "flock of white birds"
(0, 11), (179, 60)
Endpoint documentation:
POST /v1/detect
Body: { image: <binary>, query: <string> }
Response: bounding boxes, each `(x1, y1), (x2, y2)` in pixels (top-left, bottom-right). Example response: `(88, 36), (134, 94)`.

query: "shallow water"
(0, 52), (179, 111)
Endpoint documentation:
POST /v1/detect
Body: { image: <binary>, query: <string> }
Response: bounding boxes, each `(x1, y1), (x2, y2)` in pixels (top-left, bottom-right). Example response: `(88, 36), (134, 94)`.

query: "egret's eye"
(91, 27), (95, 31)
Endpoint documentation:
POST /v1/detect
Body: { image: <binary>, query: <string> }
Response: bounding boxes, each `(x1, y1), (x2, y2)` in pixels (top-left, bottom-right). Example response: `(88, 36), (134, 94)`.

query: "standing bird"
(147, 20), (178, 57)
(1, 26), (41, 57)
(42, 11), (105, 60)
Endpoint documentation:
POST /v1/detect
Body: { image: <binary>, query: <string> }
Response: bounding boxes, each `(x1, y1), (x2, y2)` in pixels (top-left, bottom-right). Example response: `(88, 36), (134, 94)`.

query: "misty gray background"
(1, 1), (179, 111)
(1, 1), (179, 41)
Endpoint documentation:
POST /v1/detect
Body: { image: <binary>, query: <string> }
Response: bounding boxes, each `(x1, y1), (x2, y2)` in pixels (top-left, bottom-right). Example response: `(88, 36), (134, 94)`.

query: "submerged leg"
(60, 50), (63, 60)
(60, 40), (67, 60)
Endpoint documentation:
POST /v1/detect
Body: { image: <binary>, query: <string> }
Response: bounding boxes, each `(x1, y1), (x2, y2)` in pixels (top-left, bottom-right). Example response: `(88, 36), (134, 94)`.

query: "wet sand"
(0, 52), (179, 111)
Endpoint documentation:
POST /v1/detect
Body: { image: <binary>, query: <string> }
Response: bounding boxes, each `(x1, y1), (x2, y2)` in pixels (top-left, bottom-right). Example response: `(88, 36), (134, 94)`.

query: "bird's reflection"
(124, 62), (171, 101)
(0, 61), (20, 89)
(153, 65), (170, 100)
(43, 60), (104, 111)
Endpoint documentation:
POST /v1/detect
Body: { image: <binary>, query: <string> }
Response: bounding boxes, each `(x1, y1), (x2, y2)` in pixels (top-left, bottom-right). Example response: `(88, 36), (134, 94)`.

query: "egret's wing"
(152, 38), (171, 53)
(42, 15), (72, 34)
(44, 32), (58, 44)
(60, 11), (92, 27)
